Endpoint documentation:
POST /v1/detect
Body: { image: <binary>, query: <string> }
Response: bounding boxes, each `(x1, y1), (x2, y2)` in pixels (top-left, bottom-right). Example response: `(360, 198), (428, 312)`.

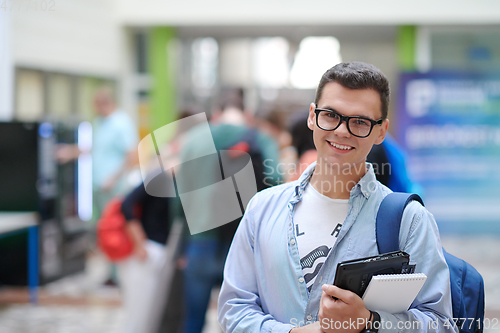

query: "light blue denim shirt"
(218, 162), (456, 333)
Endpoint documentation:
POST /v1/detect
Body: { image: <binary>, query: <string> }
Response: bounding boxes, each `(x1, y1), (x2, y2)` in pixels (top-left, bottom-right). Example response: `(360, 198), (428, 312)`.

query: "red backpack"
(97, 198), (135, 262)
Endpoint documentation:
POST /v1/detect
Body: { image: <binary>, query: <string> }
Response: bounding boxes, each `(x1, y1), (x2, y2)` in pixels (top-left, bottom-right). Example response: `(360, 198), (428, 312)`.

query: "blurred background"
(1, 0), (500, 332)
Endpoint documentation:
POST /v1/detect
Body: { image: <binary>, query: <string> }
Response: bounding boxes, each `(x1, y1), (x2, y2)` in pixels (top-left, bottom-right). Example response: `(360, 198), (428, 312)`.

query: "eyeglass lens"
(317, 111), (372, 137)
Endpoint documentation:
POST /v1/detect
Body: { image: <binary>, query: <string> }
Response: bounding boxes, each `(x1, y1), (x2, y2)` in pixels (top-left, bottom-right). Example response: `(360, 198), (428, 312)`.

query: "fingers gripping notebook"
(362, 273), (427, 314)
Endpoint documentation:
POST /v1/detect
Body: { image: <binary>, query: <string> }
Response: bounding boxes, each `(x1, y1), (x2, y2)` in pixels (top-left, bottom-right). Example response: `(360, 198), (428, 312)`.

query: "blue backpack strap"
(376, 192), (424, 254)
(377, 193), (485, 331)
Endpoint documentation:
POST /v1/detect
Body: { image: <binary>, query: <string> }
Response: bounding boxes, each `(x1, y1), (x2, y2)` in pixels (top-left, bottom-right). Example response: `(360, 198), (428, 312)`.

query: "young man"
(218, 62), (456, 333)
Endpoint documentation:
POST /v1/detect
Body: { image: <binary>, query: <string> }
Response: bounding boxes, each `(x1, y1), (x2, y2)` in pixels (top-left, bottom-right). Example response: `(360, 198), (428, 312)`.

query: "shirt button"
(290, 239), (296, 245)
(307, 315), (313, 321)
(298, 277), (304, 283)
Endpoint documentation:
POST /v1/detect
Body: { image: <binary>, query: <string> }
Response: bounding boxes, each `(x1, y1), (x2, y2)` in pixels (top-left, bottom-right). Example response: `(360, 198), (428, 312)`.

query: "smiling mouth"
(328, 141), (354, 150)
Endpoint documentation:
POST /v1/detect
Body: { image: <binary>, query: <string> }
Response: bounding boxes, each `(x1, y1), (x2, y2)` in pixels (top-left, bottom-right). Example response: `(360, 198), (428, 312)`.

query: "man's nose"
(334, 120), (351, 137)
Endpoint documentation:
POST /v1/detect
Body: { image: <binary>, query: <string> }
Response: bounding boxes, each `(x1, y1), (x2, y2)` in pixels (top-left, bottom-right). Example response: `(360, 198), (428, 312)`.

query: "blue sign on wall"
(398, 72), (500, 233)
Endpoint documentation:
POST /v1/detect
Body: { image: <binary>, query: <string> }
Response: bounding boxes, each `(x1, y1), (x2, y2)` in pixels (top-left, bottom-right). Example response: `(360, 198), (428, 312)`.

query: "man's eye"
(326, 113), (339, 119)
(354, 119), (370, 126)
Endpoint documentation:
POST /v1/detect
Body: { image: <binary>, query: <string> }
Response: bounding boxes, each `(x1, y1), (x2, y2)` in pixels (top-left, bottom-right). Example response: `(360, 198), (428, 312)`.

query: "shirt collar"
(352, 162), (378, 199)
(292, 161), (378, 204)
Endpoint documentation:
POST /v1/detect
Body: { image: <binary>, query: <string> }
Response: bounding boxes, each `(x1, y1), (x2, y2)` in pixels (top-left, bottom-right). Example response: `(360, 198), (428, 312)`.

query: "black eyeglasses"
(314, 108), (384, 138)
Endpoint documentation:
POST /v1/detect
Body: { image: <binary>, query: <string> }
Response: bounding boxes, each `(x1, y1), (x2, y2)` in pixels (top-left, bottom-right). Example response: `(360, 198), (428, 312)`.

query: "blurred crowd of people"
(56, 84), (416, 333)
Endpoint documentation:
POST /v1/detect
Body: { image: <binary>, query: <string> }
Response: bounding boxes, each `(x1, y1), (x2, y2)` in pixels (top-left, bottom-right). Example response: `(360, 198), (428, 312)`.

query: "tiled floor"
(0, 236), (499, 333)
(0, 250), (221, 333)
(0, 251), (124, 333)
(0, 304), (123, 333)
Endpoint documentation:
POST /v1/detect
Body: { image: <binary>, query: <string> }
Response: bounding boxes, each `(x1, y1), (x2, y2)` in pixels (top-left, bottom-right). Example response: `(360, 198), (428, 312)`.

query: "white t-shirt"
(293, 183), (349, 292)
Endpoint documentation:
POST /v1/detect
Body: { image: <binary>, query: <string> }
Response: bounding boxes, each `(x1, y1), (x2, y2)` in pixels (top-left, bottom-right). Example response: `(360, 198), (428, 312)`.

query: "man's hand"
(55, 144), (81, 164)
(134, 244), (148, 262)
(125, 220), (148, 262)
(318, 284), (371, 333)
(102, 175), (117, 193)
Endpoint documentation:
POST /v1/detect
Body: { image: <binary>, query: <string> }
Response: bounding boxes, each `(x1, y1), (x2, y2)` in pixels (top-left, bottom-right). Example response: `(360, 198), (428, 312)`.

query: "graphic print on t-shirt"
(293, 183), (349, 292)
(297, 223), (343, 292)
(300, 245), (329, 290)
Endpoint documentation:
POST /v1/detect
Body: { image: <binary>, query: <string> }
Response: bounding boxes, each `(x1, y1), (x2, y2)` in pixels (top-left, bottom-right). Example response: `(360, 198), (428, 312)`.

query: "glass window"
(290, 37), (342, 89)
(192, 37), (218, 95)
(16, 69), (44, 121)
(252, 37), (290, 88)
(47, 73), (72, 117)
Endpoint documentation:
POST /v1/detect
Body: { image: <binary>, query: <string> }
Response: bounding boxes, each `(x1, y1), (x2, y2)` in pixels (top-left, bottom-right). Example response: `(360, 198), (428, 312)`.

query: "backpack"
(376, 193), (485, 333)
(217, 128), (269, 243)
(97, 198), (139, 262)
(220, 128), (268, 192)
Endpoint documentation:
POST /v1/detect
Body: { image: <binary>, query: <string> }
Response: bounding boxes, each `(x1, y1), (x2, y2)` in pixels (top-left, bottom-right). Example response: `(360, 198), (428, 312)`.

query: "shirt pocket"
(344, 237), (376, 260)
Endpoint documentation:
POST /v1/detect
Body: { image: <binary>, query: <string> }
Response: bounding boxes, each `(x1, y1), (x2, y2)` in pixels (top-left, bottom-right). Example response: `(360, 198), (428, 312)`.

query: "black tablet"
(333, 251), (412, 298)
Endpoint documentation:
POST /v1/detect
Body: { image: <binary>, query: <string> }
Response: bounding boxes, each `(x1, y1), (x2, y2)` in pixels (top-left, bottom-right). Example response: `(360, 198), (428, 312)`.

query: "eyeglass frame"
(313, 108), (384, 138)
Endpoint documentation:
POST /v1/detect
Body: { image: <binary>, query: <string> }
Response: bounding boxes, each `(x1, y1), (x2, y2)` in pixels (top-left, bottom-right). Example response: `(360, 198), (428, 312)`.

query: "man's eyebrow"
(318, 106), (376, 119)
(318, 106), (337, 112)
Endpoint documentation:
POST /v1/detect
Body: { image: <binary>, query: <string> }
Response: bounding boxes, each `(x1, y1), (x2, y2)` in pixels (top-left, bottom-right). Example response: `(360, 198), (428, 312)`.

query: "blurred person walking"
(118, 179), (180, 333)
(57, 87), (139, 284)
(176, 88), (282, 333)
(57, 87), (138, 218)
(255, 108), (292, 153)
(90, 88), (139, 217)
(255, 108), (296, 183)
(116, 109), (205, 333)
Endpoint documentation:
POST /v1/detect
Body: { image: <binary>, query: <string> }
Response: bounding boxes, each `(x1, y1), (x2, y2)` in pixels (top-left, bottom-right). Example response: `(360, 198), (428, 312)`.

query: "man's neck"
(218, 108), (246, 126)
(309, 159), (367, 200)
(100, 106), (116, 118)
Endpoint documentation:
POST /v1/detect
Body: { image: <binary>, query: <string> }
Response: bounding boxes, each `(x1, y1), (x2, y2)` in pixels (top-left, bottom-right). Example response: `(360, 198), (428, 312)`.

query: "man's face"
(307, 82), (389, 173)
(93, 93), (113, 117)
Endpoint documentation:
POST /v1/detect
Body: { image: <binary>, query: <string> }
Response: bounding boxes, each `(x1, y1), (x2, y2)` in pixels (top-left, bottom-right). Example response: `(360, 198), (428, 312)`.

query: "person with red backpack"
(114, 179), (180, 333)
(108, 109), (204, 333)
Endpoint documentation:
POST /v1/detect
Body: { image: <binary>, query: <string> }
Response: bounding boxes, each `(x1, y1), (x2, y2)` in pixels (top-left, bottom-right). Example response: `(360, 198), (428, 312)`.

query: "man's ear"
(374, 119), (390, 145)
(307, 103), (316, 131)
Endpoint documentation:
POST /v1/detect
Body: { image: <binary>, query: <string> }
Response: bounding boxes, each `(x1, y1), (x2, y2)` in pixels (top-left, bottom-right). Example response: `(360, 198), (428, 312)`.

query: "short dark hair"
(218, 87), (245, 111)
(314, 62), (390, 120)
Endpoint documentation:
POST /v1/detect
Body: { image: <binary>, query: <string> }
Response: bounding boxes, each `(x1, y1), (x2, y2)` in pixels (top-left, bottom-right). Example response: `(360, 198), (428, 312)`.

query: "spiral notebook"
(362, 273), (427, 313)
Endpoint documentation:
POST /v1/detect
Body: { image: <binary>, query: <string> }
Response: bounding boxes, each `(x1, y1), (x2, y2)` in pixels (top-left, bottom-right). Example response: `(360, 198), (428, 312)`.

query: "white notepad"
(362, 273), (427, 314)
